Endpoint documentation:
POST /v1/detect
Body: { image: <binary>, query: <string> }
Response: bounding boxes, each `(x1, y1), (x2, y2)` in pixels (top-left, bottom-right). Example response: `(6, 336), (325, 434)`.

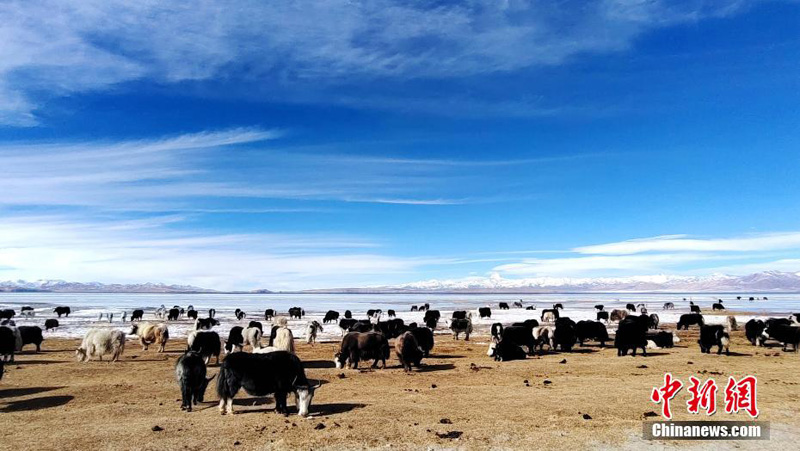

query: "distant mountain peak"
(365, 271), (800, 293)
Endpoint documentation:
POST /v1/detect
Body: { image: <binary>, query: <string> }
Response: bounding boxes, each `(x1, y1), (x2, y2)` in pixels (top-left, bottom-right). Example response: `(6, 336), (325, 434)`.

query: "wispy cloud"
(0, 128), (600, 210)
(0, 0), (758, 125)
(574, 232), (800, 255)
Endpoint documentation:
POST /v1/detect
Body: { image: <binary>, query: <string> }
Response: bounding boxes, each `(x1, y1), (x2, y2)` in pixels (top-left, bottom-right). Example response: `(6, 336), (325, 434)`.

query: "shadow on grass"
(0, 386), (64, 398)
(0, 395), (73, 412)
(415, 363), (455, 373)
(303, 360), (336, 369)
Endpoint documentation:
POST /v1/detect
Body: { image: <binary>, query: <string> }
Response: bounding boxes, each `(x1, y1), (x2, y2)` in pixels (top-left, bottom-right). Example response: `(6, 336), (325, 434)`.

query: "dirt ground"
(1, 323), (798, 450)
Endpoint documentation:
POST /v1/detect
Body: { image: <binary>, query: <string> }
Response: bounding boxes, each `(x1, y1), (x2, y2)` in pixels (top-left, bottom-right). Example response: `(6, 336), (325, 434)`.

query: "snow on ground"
(1, 292), (798, 341)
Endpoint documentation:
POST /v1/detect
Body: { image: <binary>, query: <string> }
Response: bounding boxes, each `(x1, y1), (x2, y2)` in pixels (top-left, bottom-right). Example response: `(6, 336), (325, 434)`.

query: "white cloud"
(492, 253), (718, 276)
(0, 214), (437, 290)
(574, 232), (800, 255)
(0, 0), (756, 125)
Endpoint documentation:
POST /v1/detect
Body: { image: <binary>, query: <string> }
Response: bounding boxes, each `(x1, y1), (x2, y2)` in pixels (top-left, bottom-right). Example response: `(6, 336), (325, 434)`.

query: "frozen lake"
(1, 292), (798, 341)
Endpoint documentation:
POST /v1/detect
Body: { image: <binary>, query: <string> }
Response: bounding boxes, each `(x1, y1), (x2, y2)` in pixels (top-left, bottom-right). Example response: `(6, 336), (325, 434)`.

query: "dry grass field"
(1, 322), (799, 450)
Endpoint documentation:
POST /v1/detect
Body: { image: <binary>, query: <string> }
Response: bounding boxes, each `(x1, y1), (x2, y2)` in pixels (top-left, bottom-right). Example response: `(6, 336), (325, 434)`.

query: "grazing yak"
(594, 304), (604, 311)
(553, 317), (577, 351)
(195, 317), (220, 330)
(234, 308), (247, 320)
(575, 320), (609, 347)
(306, 321), (323, 344)
(663, 302), (675, 310)
(763, 324), (800, 352)
(478, 307), (492, 319)
(615, 315), (649, 357)
(54, 306), (71, 317)
(513, 301), (524, 308)
(424, 310), (441, 329)
(410, 306), (419, 312)
(396, 331), (424, 371)
(264, 309), (275, 320)
(366, 309), (382, 319)
(525, 306), (536, 310)
(726, 316), (738, 331)
(698, 325), (730, 355)
(690, 305), (702, 314)
(487, 335), (528, 361)
(449, 318), (472, 340)
(225, 326), (263, 353)
(766, 317), (792, 329)
(288, 307), (304, 319)
(745, 319), (766, 346)
(490, 323), (504, 343)
(488, 325), (535, 359)
(176, 351), (215, 412)
(130, 309), (144, 321)
(272, 325), (295, 355)
(375, 318), (405, 339)
(248, 321), (263, 333)
(498, 302), (510, 310)
(217, 351), (318, 417)
(208, 308), (216, 318)
(76, 329), (125, 362)
(188, 330), (222, 365)
(323, 310), (340, 324)
(553, 303), (564, 310)
(44, 319), (59, 331)
(677, 314), (704, 330)
(225, 327), (244, 353)
(409, 327), (434, 357)
(452, 310), (468, 320)
(0, 309), (15, 320)
(597, 311), (610, 322)
(610, 309), (628, 322)
(625, 303), (636, 312)
(532, 326), (555, 353)
(387, 309), (396, 318)
(130, 323), (169, 352)
(344, 310), (353, 319)
(167, 308), (180, 321)
(338, 318), (359, 335)
(187, 309), (198, 320)
(648, 314), (660, 329)
(712, 301), (725, 311)
(334, 332), (390, 369)
(646, 331), (679, 349)
(541, 308), (559, 322)
(0, 326), (19, 362)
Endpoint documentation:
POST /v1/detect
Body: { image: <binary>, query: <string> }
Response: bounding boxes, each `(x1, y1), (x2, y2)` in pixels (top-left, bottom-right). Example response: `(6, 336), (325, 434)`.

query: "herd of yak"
(0, 297), (799, 417)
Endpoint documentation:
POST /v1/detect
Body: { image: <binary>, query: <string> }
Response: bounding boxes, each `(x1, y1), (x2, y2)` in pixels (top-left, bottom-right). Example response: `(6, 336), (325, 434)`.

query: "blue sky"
(1, 1), (799, 290)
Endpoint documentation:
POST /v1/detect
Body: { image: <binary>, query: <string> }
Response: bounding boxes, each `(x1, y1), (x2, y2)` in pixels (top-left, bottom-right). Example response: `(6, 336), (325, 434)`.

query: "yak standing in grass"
(217, 351), (319, 417)
(395, 331), (424, 371)
(176, 351), (215, 412)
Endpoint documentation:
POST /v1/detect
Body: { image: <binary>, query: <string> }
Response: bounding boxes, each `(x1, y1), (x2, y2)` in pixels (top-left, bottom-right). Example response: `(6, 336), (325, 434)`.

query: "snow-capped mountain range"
(2, 271), (800, 293)
(0, 280), (215, 293)
(337, 271), (800, 293)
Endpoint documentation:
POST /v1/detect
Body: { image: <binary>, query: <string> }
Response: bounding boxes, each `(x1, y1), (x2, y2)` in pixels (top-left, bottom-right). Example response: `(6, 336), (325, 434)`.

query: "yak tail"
(216, 362), (239, 400)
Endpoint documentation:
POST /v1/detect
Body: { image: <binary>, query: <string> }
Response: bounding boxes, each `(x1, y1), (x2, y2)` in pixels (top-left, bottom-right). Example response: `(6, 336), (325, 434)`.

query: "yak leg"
(275, 392), (288, 415)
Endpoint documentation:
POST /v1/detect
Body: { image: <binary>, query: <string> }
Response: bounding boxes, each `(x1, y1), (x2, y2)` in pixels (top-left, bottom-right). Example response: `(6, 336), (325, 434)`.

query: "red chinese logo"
(724, 376), (759, 418)
(686, 376), (717, 415)
(651, 373), (683, 420)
